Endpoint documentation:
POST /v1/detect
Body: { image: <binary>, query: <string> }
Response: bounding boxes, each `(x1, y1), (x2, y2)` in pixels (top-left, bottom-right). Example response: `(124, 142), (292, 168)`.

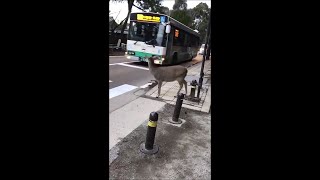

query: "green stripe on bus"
(134, 51), (160, 57)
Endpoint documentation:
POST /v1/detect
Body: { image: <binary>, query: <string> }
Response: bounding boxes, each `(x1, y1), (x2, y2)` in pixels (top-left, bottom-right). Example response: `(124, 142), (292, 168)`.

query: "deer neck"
(147, 59), (157, 71)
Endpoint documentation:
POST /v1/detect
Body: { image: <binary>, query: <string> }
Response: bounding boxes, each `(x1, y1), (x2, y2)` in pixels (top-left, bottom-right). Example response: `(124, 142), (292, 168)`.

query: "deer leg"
(183, 80), (188, 95)
(157, 81), (162, 98)
(177, 80), (183, 95)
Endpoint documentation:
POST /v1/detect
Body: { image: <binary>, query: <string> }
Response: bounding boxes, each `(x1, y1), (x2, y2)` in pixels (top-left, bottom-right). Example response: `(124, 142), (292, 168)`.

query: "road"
(108, 56), (194, 113)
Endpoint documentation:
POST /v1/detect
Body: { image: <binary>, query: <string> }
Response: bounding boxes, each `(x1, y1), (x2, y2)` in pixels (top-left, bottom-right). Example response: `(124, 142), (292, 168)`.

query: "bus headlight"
(127, 56), (131, 59)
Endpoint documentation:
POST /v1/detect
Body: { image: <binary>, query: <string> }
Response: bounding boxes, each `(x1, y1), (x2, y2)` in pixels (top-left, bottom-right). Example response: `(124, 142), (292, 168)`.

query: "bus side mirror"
(165, 25), (171, 34)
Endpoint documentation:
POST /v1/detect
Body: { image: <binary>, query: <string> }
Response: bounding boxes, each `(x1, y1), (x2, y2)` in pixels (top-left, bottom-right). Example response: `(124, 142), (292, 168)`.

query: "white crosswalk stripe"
(109, 84), (138, 99)
(140, 82), (152, 88)
(109, 62), (137, 66)
(116, 63), (149, 71)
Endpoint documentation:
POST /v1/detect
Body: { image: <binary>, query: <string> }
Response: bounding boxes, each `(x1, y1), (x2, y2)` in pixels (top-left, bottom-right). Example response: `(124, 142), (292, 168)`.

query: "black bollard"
(197, 76), (203, 98)
(190, 80), (198, 98)
(169, 93), (184, 124)
(140, 112), (159, 155)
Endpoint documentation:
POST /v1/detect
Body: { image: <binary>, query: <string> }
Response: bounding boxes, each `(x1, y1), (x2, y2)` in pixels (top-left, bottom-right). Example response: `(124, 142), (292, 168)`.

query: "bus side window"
(173, 27), (179, 46)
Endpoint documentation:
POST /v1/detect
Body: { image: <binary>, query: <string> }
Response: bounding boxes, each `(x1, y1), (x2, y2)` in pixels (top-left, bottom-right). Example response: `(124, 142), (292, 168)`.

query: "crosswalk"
(109, 61), (149, 70)
(108, 82), (154, 99)
(109, 61), (153, 99)
(109, 84), (138, 99)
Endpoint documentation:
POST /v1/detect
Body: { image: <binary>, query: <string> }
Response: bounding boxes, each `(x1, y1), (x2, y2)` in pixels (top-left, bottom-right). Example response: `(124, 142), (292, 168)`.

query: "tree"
(109, 0), (169, 44)
(170, 0), (192, 27)
(159, 6), (169, 15)
(190, 2), (211, 43)
(109, 0), (134, 44)
(170, 10), (192, 27)
(109, 17), (119, 31)
(172, 0), (187, 10)
(135, 0), (169, 14)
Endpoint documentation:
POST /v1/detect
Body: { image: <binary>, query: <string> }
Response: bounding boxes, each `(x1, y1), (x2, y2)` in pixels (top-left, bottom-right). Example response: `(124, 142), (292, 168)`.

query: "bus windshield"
(128, 21), (166, 47)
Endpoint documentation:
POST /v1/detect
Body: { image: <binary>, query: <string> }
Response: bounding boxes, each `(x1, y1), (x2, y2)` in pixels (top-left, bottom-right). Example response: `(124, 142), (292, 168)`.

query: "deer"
(147, 56), (188, 98)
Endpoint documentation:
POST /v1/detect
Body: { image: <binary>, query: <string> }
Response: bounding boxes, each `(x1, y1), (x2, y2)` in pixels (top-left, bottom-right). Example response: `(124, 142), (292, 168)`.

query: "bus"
(125, 12), (201, 65)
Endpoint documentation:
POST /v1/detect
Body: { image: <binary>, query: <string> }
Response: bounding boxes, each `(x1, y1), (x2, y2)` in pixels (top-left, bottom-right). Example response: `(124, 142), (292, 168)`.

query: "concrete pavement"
(109, 104), (211, 180)
(109, 97), (166, 150)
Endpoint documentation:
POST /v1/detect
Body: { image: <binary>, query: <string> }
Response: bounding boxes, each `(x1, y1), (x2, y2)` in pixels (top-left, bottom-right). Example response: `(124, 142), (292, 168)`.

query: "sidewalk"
(145, 55), (211, 113)
(109, 104), (211, 180)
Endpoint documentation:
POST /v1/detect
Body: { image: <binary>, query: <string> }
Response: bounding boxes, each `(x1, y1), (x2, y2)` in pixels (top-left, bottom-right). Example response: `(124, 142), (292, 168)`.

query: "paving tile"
(162, 94), (175, 101)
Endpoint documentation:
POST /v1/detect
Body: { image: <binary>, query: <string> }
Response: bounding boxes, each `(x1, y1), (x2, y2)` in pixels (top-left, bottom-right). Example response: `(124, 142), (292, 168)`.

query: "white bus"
(126, 12), (201, 65)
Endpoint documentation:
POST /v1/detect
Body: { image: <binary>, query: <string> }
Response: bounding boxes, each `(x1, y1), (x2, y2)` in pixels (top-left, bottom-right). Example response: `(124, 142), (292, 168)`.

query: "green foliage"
(172, 0), (187, 10)
(170, 0), (192, 27)
(135, 0), (169, 14)
(170, 10), (192, 27)
(169, 1), (211, 43)
(189, 3), (211, 43)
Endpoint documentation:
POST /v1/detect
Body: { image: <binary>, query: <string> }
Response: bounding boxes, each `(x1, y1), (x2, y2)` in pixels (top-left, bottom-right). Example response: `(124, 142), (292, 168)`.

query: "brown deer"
(147, 56), (188, 98)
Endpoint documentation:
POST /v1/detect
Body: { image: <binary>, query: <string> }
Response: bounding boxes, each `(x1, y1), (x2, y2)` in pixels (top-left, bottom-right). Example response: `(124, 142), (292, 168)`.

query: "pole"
(197, 11), (212, 98)
(206, 31), (211, 60)
(140, 112), (159, 154)
(189, 80), (197, 98)
(169, 93), (185, 124)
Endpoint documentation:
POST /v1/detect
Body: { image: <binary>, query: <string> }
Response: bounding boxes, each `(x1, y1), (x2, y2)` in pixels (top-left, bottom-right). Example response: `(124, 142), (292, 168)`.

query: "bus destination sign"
(137, 14), (160, 22)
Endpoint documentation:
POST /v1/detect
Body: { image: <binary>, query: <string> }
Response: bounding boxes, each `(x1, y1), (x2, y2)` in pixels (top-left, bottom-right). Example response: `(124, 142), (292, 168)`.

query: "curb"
(109, 55), (125, 57)
(200, 85), (211, 113)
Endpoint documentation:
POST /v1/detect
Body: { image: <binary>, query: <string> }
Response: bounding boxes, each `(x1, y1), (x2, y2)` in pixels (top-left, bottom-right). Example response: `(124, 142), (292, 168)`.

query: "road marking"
(116, 63), (149, 71)
(109, 62), (136, 66)
(109, 84), (138, 99)
(140, 82), (153, 88)
(109, 80), (112, 82)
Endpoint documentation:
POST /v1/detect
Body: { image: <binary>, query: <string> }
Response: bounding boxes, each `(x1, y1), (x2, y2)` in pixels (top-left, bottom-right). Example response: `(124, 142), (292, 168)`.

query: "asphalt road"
(108, 56), (193, 113)
(109, 57), (154, 89)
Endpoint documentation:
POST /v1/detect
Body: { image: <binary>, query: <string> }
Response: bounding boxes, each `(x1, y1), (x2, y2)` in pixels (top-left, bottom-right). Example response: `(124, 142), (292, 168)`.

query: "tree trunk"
(111, 18), (125, 34)
(118, 0), (134, 45)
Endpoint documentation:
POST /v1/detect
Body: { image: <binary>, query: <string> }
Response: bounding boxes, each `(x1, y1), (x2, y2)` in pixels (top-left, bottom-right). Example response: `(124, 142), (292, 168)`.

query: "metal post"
(188, 80), (201, 102)
(197, 11), (212, 98)
(190, 80), (197, 98)
(206, 33), (211, 60)
(140, 112), (159, 154)
(169, 93), (184, 124)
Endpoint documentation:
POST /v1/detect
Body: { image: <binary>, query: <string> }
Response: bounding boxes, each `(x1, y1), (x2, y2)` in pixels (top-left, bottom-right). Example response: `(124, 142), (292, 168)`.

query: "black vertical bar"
(197, 11), (212, 98)
(172, 93), (184, 122)
(145, 112), (158, 150)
